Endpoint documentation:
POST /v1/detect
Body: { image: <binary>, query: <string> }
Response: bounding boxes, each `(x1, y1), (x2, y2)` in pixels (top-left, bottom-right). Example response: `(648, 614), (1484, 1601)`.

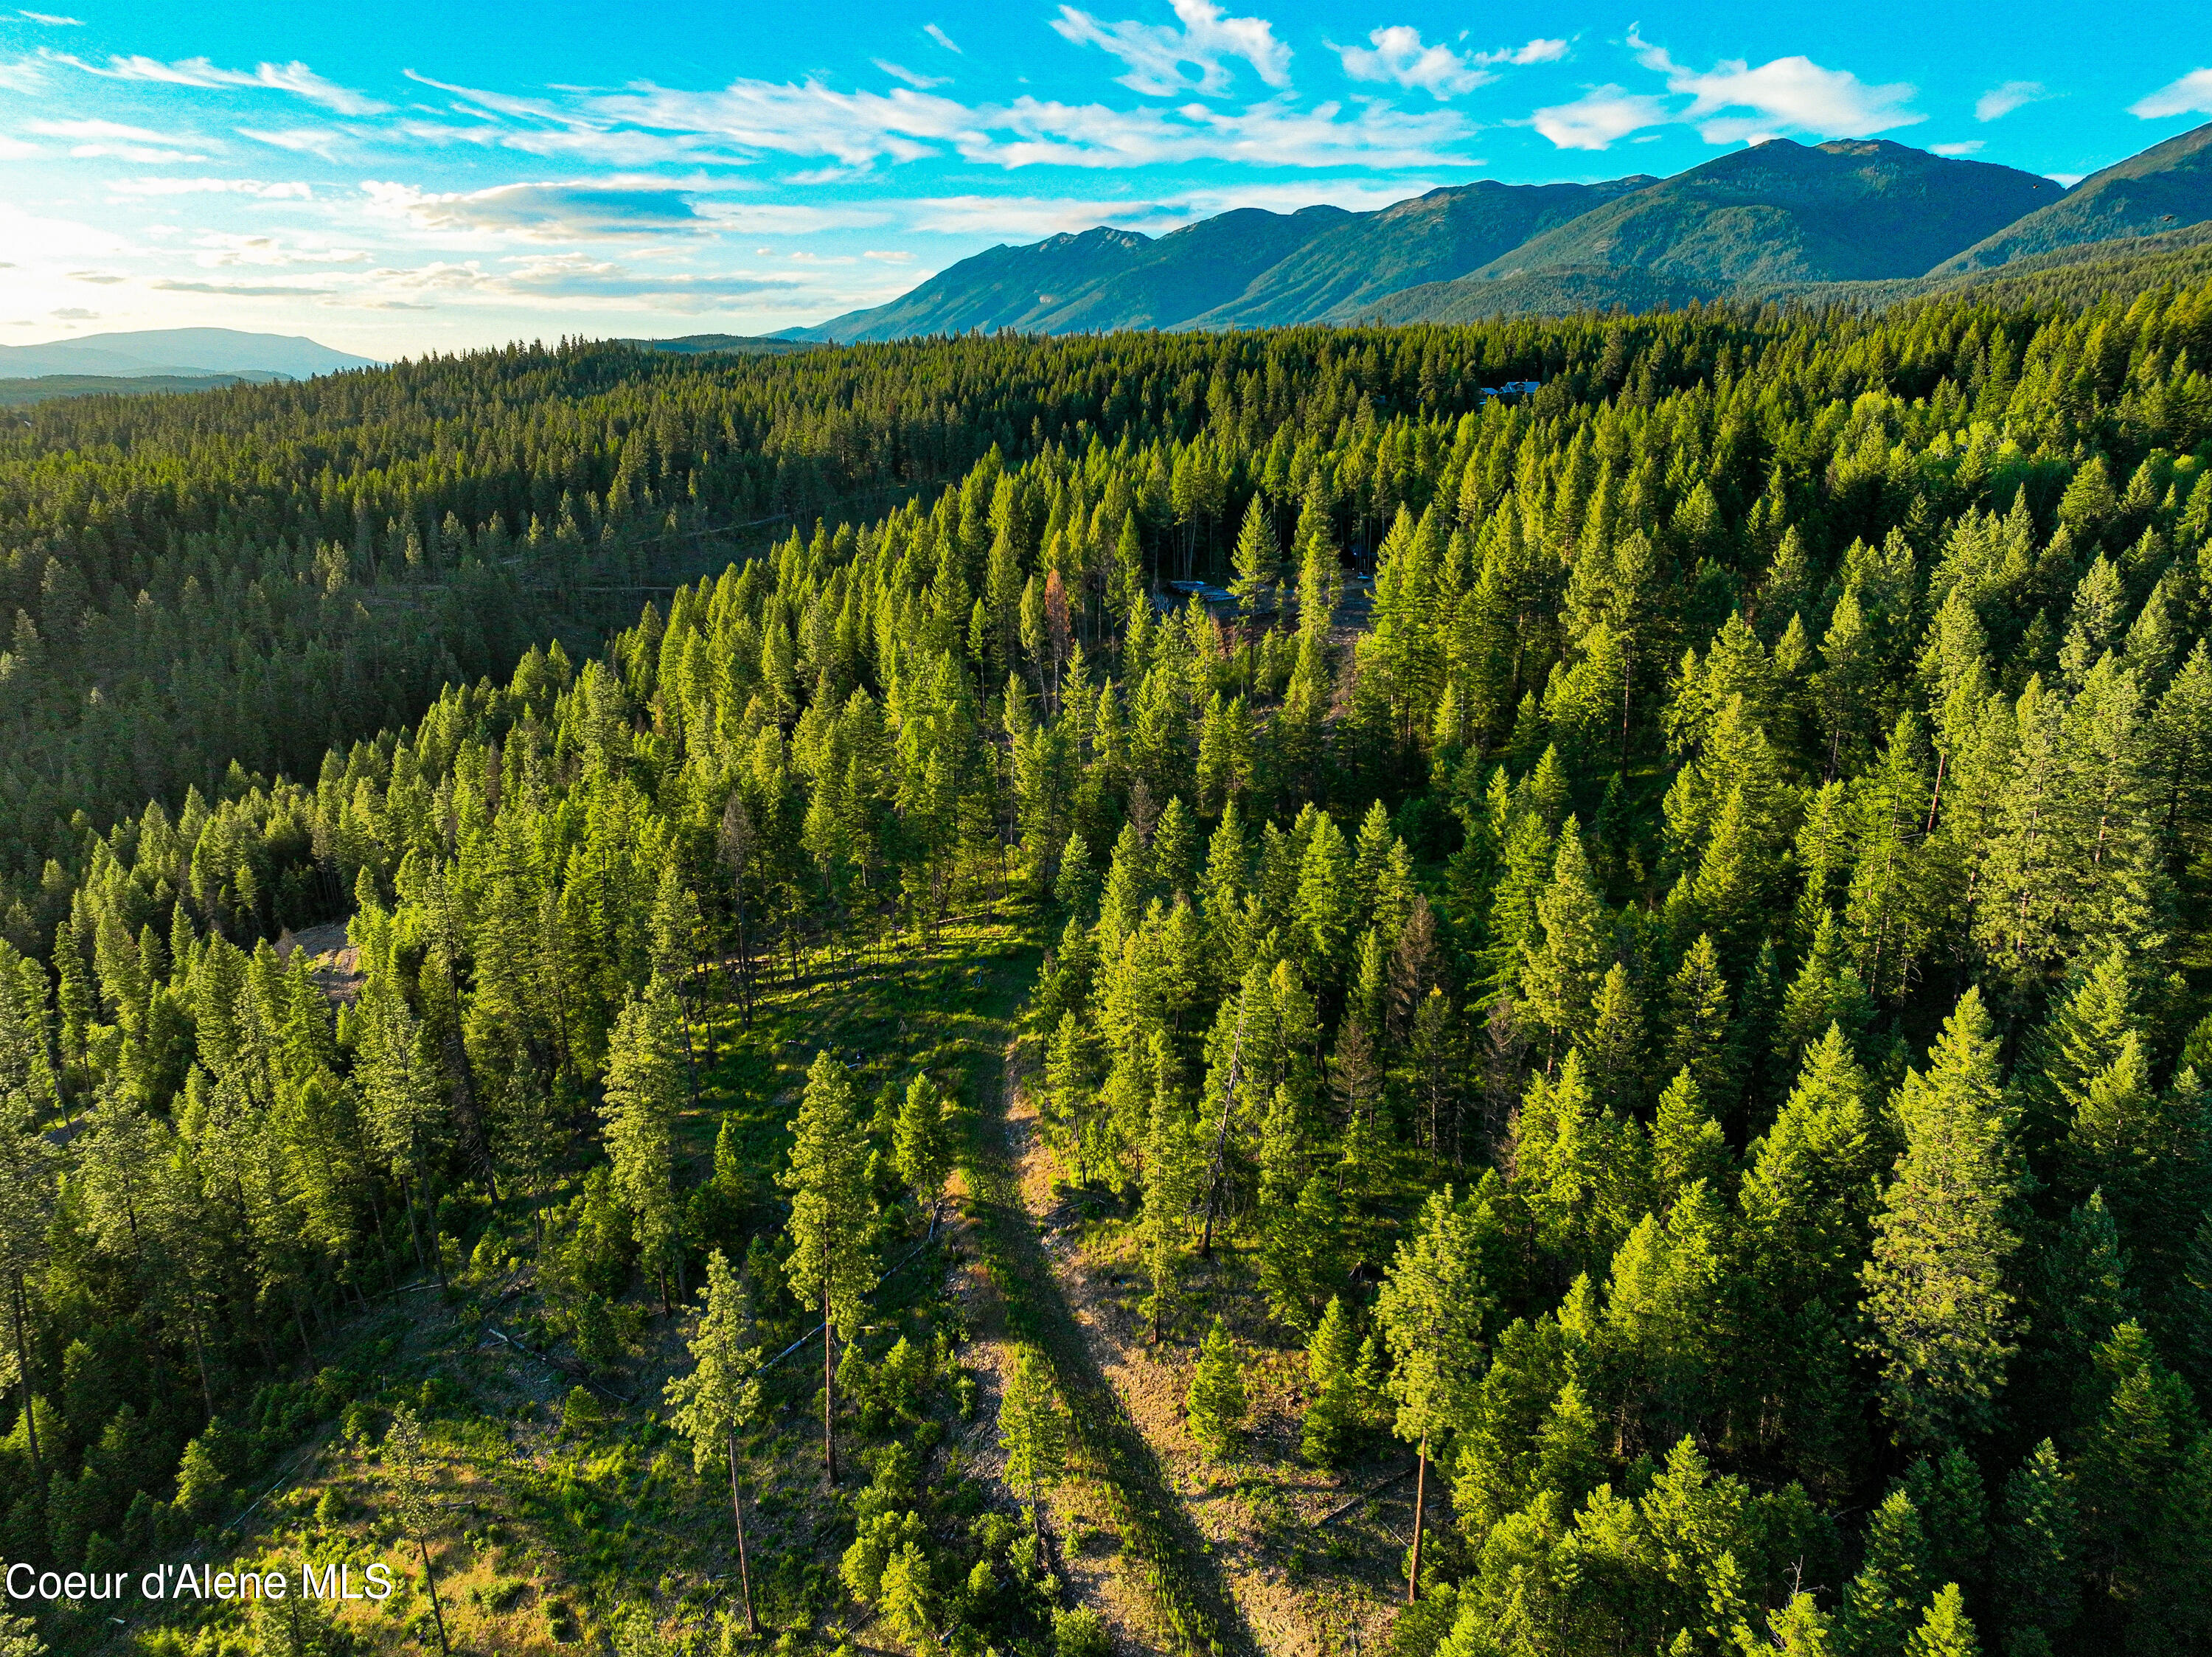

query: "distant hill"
(619, 333), (819, 357)
(0, 372), (285, 407)
(1930, 120), (2212, 274)
(0, 328), (378, 378)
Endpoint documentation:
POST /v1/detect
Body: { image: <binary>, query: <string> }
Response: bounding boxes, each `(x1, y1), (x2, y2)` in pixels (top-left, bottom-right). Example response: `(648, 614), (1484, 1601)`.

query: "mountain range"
(0, 327), (379, 380)
(787, 122), (2212, 341)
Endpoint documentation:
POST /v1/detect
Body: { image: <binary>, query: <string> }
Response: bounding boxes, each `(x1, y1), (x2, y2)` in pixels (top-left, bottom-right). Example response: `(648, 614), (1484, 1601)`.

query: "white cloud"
(1930, 140), (1985, 156)
(0, 201), (130, 257)
(1476, 39), (1569, 68)
(874, 60), (948, 90)
(865, 249), (917, 262)
(29, 117), (194, 143)
(150, 279), (336, 296)
(235, 125), (352, 161)
(355, 253), (803, 312)
(1975, 80), (2046, 122)
(974, 92), (1470, 170)
(53, 52), (389, 115)
(0, 134), (39, 157)
(1627, 27), (1921, 142)
(0, 55), (44, 92)
(903, 175), (1438, 237)
(362, 179), (712, 240)
(2045, 171), (2086, 187)
(1051, 0), (1291, 97)
(27, 116), (210, 160)
(1527, 86), (1670, 150)
(107, 177), (313, 198)
(925, 24), (962, 54)
(2132, 69), (2212, 120)
(18, 10), (83, 23)
(190, 233), (369, 268)
(375, 54), (1472, 181)
(1335, 27), (1486, 98)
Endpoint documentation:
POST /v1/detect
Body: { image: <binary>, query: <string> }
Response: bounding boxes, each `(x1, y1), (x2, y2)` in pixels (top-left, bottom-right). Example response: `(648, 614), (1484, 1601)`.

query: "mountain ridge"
(790, 123), (2212, 338)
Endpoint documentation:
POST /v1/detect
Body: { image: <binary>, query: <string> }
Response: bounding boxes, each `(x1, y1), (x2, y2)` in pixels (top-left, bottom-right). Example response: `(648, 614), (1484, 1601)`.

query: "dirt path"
(997, 1061), (1422, 1657)
(956, 1043), (1260, 1657)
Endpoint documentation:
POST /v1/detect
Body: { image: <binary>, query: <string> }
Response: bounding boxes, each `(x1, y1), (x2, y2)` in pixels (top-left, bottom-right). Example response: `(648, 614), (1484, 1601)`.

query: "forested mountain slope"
(0, 334), (1154, 917)
(1933, 121), (2212, 274)
(1467, 139), (2063, 286)
(788, 212), (1354, 343)
(6, 279), (2212, 1655)
(797, 127), (2212, 338)
(1186, 177), (1660, 329)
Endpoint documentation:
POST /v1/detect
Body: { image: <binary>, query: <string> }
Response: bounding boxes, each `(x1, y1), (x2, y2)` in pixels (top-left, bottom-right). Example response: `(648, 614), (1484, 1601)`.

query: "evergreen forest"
(6, 276), (2212, 1657)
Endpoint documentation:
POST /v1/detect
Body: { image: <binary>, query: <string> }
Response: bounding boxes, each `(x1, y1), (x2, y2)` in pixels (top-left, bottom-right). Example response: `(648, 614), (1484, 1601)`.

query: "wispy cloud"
(1627, 27), (1921, 143)
(567, 75), (1470, 173)
(51, 51), (389, 115)
(27, 116), (211, 161)
(924, 24), (961, 55)
(2131, 69), (2212, 120)
(151, 279), (336, 296)
(903, 176), (1439, 237)
(354, 254), (804, 311)
(18, 10), (83, 24)
(107, 176), (313, 198)
(362, 179), (712, 240)
(1476, 39), (1570, 68)
(1050, 0), (1290, 97)
(1526, 86), (1669, 151)
(0, 134), (39, 157)
(874, 60), (949, 90)
(1975, 80), (2047, 122)
(190, 232), (370, 267)
(1931, 140), (1985, 156)
(235, 125), (352, 161)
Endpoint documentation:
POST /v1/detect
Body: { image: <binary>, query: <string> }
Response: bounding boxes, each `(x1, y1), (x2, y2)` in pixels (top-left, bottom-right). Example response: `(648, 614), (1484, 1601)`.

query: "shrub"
(1054, 1605), (1112, 1657)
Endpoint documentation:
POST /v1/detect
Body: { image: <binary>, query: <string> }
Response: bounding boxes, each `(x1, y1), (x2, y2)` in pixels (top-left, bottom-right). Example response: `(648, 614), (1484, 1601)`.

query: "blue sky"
(1, 0), (2208, 358)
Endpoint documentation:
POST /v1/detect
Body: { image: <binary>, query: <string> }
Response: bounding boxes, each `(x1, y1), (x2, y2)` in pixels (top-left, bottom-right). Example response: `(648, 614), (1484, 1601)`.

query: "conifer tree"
(1663, 934), (1736, 1107)
(1301, 1295), (1366, 1467)
(1862, 989), (2022, 1449)
(602, 978), (686, 1311)
(1187, 1315), (1248, 1459)
(1736, 1592), (1838, 1657)
(0, 1091), (56, 1485)
(1994, 1439), (2079, 1656)
(1230, 494), (1280, 623)
(894, 1074), (951, 1229)
(1902, 1586), (1981, 1657)
(1377, 1187), (1500, 1600)
(664, 1250), (764, 1635)
(1519, 818), (1610, 1068)
(383, 1404), (452, 1656)
(781, 1051), (874, 1482)
(998, 1344), (1068, 1515)
(1840, 1487), (1931, 1657)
